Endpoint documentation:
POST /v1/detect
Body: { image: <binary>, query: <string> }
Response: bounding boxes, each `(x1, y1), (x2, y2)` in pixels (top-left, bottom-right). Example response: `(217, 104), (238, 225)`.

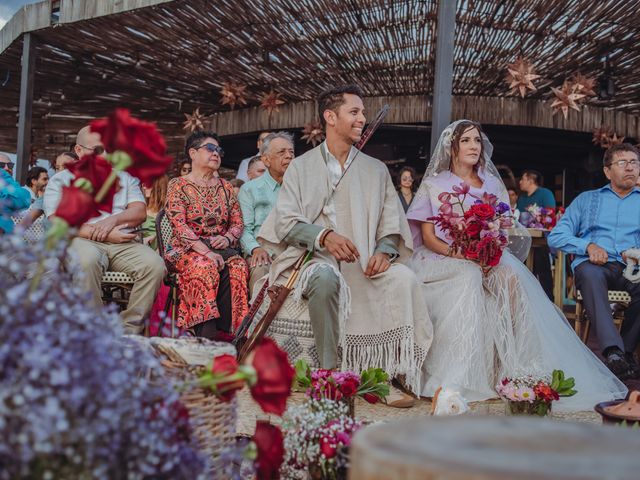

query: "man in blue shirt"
(548, 143), (640, 380)
(238, 132), (294, 295)
(0, 153), (31, 234)
(518, 169), (556, 300)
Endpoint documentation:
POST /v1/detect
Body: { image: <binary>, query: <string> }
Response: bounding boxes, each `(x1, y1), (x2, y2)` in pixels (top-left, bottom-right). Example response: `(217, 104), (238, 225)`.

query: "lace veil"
(415, 119), (531, 261)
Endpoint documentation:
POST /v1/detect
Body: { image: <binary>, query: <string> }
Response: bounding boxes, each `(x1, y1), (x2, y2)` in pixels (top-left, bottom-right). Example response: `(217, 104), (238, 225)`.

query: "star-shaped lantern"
(301, 120), (325, 146)
(550, 81), (586, 119)
(183, 108), (205, 133)
(220, 82), (248, 110)
(570, 73), (597, 98)
(505, 56), (541, 98)
(591, 125), (625, 149)
(260, 90), (286, 117)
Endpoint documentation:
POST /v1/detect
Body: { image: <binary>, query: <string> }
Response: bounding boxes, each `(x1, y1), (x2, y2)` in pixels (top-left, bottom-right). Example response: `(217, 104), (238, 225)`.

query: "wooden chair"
(155, 209), (178, 337)
(574, 289), (631, 343)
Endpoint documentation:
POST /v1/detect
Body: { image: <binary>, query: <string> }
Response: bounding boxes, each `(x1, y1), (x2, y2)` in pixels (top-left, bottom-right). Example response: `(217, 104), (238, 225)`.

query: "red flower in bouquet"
(67, 153), (119, 211)
(91, 108), (173, 186)
(464, 240), (480, 260)
(534, 382), (560, 403)
(467, 203), (495, 220)
(254, 421), (285, 480)
(362, 392), (380, 404)
(250, 338), (295, 415)
(465, 222), (482, 238)
(210, 354), (245, 401)
(320, 435), (337, 459)
(339, 377), (359, 398)
(54, 187), (102, 227)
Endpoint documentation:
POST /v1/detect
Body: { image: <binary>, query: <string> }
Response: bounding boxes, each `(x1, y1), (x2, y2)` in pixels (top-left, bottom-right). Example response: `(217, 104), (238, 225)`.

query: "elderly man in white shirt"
(43, 126), (164, 334)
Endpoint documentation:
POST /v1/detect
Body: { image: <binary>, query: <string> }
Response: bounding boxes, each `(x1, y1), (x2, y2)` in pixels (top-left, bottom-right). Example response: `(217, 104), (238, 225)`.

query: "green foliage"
(551, 369), (577, 397)
(357, 368), (390, 399)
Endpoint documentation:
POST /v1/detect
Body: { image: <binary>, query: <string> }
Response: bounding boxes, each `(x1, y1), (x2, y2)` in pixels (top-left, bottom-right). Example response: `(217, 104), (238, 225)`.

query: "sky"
(0, 1), (32, 29)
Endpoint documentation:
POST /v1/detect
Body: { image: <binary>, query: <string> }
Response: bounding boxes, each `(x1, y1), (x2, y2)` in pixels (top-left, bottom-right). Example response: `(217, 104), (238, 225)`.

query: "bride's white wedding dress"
(406, 125), (627, 412)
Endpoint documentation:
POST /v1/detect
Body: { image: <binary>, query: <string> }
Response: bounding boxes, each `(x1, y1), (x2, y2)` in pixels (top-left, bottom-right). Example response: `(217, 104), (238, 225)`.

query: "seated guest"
(238, 132), (294, 295)
(236, 131), (272, 182)
(141, 175), (169, 250)
(518, 169), (555, 300)
(548, 143), (640, 379)
(0, 153), (31, 234)
(229, 178), (244, 197)
(19, 166), (49, 227)
(164, 131), (249, 338)
(246, 155), (267, 180)
(397, 166), (416, 213)
(53, 151), (78, 173)
(170, 158), (192, 178)
(43, 126), (165, 334)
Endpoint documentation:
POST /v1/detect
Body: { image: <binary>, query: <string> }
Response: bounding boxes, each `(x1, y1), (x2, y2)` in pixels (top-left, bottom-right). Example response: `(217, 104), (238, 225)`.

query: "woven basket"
(145, 337), (238, 472)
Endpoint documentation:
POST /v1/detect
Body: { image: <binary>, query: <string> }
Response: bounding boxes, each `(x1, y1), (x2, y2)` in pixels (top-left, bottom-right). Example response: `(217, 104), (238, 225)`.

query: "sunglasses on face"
(79, 144), (105, 155)
(197, 143), (224, 157)
(1, 162), (14, 169)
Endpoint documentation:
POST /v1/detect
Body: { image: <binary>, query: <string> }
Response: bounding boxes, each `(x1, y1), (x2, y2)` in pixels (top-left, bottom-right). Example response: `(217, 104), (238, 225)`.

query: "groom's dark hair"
(317, 84), (364, 128)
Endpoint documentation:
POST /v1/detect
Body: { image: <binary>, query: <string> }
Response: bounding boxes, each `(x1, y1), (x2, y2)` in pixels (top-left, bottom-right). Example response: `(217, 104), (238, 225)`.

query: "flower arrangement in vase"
(496, 370), (577, 416)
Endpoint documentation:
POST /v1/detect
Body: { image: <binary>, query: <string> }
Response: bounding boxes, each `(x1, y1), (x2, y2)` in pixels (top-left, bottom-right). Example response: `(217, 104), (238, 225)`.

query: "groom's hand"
(365, 252), (391, 277)
(324, 232), (360, 263)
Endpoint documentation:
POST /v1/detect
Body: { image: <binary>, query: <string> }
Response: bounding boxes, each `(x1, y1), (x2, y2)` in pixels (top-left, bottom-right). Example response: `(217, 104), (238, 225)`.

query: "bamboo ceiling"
(0, 0), (639, 162)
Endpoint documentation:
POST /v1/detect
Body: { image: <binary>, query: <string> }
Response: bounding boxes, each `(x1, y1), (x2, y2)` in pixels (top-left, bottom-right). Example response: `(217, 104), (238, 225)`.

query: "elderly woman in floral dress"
(165, 131), (249, 338)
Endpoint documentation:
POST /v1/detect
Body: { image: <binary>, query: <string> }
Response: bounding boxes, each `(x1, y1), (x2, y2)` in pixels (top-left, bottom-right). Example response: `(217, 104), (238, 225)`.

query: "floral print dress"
(165, 177), (249, 331)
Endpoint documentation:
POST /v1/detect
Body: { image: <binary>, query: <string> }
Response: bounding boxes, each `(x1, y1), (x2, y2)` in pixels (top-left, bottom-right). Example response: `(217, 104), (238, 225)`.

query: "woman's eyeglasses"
(197, 143), (224, 157)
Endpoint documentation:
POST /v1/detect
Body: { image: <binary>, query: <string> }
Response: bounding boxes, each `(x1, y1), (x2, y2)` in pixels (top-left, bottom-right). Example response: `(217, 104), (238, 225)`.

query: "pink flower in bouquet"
(516, 386), (536, 403)
(250, 338), (295, 416)
(311, 369), (333, 382)
(452, 182), (471, 195)
(254, 421), (285, 479)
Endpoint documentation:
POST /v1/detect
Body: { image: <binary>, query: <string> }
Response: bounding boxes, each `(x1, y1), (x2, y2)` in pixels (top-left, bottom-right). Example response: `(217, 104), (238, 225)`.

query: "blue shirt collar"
(261, 169), (280, 191)
(600, 183), (640, 197)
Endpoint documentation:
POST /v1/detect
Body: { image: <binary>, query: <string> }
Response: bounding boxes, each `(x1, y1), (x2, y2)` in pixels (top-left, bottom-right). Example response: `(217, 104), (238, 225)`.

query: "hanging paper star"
(301, 120), (325, 146)
(591, 125), (625, 149)
(220, 82), (248, 110)
(592, 125), (612, 148)
(260, 90), (286, 116)
(570, 73), (597, 99)
(182, 108), (205, 133)
(550, 81), (586, 119)
(505, 56), (541, 98)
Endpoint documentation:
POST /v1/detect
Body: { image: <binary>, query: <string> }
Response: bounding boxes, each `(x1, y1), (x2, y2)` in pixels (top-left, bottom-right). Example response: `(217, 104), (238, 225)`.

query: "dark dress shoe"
(605, 350), (634, 381)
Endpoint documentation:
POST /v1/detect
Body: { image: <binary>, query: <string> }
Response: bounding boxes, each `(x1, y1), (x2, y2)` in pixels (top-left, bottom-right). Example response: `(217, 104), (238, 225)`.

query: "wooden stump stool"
(350, 416), (640, 479)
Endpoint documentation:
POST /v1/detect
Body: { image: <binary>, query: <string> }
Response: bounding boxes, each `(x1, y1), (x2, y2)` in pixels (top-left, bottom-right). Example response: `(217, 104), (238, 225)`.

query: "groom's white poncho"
(258, 143), (432, 393)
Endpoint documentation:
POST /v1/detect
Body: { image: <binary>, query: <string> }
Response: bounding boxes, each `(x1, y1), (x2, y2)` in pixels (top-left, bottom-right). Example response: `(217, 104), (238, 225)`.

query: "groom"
(258, 85), (432, 399)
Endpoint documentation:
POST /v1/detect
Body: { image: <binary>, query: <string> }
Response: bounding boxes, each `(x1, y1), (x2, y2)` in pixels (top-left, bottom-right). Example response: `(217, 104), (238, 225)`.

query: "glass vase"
(505, 400), (552, 417)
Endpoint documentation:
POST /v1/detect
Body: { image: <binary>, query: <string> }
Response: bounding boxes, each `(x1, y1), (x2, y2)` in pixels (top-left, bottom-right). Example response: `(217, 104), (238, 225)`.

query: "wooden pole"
(16, 32), (35, 185)
(430, 0), (456, 156)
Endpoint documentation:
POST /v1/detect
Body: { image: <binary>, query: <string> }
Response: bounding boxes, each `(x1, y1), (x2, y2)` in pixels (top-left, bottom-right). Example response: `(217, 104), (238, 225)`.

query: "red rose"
(249, 338), (295, 415)
(91, 108), (173, 187)
(211, 354), (245, 402)
(54, 186), (101, 227)
(253, 421), (284, 480)
(320, 435), (337, 459)
(464, 241), (480, 260)
(534, 382), (560, 402)
(67, 153), (118, 211)
(362, 392), (380, 404)
(339, 377), (359, 398)
(465, 222), (482, 238)
(468, 203), (495, 220)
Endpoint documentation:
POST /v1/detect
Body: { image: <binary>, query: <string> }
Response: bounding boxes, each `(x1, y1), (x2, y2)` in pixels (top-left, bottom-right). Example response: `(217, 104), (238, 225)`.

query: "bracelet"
(446, 245), (453, 257)
(319, 229), (334, 248)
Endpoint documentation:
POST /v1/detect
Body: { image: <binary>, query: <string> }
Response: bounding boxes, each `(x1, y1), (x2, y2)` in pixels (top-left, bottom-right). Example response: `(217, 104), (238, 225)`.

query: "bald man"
(43, 126), (164, 334)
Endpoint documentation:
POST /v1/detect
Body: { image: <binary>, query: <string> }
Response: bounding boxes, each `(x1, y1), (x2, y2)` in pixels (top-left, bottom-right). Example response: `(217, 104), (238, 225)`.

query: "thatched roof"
(1, 0), (639, 162)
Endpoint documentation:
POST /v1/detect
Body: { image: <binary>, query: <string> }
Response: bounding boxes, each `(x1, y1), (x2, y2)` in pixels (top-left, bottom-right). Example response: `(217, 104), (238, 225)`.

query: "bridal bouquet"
(496, 370), (577, 416)
(429, 182), (513, 267)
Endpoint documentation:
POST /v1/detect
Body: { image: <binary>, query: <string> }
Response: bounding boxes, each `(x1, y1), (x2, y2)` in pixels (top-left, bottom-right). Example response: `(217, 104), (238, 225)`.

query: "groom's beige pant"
(70, 238), (165, 334)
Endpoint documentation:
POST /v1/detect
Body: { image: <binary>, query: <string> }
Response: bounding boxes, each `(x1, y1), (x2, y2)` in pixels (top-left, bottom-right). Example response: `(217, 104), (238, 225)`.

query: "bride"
(406, 119), (627, 411)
